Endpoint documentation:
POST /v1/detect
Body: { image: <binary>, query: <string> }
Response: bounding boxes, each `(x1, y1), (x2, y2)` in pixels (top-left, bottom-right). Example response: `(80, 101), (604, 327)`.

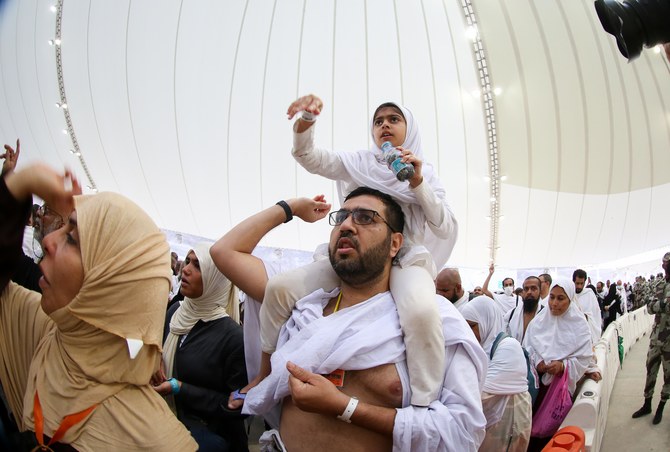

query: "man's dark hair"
(524, 275), (541, 287)
(344, 186), (405, 234)
(373, 102), (405, 122)
(539, 273), (552, 285)
(502, 277), (515, 287)
(31, 203), (40, 221)
(573, 269), (587, 281)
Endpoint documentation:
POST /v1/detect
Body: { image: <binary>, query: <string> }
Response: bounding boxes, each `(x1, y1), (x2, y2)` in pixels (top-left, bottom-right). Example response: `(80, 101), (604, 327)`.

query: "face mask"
(504, 286), (514, 296)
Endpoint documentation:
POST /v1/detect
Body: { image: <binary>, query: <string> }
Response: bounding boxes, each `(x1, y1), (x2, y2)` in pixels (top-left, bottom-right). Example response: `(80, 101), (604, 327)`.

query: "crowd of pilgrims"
(4, 183), (648, 452)
(0, 93), (661, 452)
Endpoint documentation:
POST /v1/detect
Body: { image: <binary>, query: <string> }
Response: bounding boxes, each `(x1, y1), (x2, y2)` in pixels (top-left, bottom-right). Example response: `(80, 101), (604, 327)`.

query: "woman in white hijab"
(462, 296), (531, 452)
(523, 278), (593, 450)
(152, 242), (247, 451)
(523, 278), (593, 395)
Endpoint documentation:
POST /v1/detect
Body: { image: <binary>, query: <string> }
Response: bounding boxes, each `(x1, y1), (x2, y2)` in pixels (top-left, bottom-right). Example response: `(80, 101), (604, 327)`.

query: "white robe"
(616, 286), (628, 314)
(576, 289), (602, 342)
(492, 293), (518, 313)
(461, 297), (528, 428)
(505, 301), (543, 343)
(452, 291), (470, 312)
(244, 288), (487, 451)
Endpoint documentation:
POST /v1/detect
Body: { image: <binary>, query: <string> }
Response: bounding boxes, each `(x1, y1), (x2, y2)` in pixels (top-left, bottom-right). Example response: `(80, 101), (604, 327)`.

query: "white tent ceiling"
(1, 0), (668, 270)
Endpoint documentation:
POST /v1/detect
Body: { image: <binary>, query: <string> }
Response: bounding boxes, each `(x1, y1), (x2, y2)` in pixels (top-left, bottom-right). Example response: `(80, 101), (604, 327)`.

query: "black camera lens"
(594, 0), (670, 60)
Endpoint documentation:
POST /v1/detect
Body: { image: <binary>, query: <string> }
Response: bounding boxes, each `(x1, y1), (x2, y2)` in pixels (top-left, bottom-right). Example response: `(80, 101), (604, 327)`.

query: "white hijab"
(461, 296), (505, 355)
(334, 103), (455, 269)
(462, 296), (527, 427)
(523, 278), (593, 393)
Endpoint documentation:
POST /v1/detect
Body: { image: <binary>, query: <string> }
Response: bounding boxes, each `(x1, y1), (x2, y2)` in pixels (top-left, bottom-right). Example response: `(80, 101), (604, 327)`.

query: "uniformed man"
(631, 252), (670, 425)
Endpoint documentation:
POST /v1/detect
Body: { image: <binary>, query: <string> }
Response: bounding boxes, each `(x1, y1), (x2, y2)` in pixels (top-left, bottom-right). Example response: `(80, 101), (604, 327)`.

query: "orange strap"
(33, 392), (96, 450)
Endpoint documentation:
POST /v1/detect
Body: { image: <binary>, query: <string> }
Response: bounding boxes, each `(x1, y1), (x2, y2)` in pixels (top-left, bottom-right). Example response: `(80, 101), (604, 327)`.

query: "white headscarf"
(163, 242), (239, 380)
(461, 296), (505, 355)
(334, 103), (455, 269)
(462, 296), (528, 427)
(523, 278), (593, 393)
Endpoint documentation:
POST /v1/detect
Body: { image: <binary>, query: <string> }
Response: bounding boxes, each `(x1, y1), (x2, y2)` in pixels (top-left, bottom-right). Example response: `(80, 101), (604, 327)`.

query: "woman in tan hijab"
(0, 162), (196, 451)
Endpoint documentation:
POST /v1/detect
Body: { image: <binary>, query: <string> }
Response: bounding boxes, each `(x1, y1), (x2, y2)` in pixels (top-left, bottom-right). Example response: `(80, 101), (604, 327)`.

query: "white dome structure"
(1, 0), (668, 271)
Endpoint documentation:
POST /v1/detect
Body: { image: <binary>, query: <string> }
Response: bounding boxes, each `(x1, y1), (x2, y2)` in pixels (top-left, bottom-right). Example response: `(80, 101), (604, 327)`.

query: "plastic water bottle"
(381, 141), (415, 181)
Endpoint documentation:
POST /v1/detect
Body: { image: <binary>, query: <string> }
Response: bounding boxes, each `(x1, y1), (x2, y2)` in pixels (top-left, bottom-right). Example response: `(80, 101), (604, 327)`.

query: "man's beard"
(329, 231), (391, 287)
(523, 296), (538, 313)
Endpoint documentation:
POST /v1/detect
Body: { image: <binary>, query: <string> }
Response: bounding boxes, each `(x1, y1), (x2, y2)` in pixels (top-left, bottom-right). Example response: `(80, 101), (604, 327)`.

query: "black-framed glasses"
(328, 208), (398, 233)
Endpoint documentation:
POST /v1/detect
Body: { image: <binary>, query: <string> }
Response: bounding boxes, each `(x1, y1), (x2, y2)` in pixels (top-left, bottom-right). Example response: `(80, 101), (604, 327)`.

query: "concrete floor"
(601, 335), (670, 451)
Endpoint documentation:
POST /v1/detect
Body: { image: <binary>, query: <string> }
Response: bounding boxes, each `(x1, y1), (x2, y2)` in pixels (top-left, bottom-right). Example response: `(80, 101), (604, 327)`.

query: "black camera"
(594, 0), (670, 60)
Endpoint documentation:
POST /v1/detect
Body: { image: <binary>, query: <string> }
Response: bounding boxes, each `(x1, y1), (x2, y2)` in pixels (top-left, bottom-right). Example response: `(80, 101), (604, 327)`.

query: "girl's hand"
(287, 94), (323, 120)
(395, 147), (423, 188)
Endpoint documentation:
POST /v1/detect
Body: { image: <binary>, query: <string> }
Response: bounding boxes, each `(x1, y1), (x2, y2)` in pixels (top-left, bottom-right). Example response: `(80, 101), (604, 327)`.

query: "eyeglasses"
(328, 208), (398, 233)
(32, 204), (65, 260)
(37, 204), (63, 220)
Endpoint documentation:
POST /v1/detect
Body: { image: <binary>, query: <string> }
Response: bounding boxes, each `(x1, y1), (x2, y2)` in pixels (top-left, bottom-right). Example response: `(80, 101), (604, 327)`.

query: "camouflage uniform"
(633, 280), (645, 310)
(641, 276), (670, 402)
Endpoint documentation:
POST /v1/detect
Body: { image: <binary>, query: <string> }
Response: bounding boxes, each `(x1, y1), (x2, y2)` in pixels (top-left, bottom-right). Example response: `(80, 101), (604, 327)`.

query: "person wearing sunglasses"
(245, 95), (458, 413)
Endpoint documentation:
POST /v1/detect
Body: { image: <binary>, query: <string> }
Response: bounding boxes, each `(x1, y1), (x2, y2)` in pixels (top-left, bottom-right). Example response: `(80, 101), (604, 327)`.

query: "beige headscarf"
(162, 242), (238, 409)
(19, 192), (195, 449)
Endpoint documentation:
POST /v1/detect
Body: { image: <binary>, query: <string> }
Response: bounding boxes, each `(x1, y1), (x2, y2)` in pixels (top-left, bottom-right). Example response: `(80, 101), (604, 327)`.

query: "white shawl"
(243, 288), (405, 414)
(334, 104), (456, 270)
(576, 288), (603, 344)
(244, 289), (488, 451)
(462, 297), (527, 427)
(523, 279), (593, 394)
(461, 296), (505, 355)
(505, 299), (543, 343)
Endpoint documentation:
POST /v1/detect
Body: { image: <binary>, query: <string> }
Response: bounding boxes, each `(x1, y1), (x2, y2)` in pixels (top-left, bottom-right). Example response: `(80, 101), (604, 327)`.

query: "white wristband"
(301, 111), (316, 122)
(336, 397), (358, 423)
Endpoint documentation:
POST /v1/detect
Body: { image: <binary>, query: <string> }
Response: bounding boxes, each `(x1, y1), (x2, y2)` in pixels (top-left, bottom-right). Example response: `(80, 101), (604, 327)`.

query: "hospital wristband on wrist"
(301, 111), (316, 122)
(336, 397), (358, 423)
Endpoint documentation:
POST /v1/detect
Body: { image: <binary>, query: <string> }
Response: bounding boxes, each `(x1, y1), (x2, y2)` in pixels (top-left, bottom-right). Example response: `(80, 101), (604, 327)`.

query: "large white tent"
(1, 0), (669, 275)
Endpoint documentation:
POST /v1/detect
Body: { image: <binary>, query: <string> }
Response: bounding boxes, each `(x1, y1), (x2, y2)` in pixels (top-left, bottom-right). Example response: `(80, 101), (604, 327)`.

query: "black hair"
(539, 273), (552, 285)
(502, 277), (515, 287)
(31, 204), (40, 223)
(524, 275), (541, 287)
(372, 102), (405, 122)
(344, 186), (405, 234)
(572, 269), (587, 281)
